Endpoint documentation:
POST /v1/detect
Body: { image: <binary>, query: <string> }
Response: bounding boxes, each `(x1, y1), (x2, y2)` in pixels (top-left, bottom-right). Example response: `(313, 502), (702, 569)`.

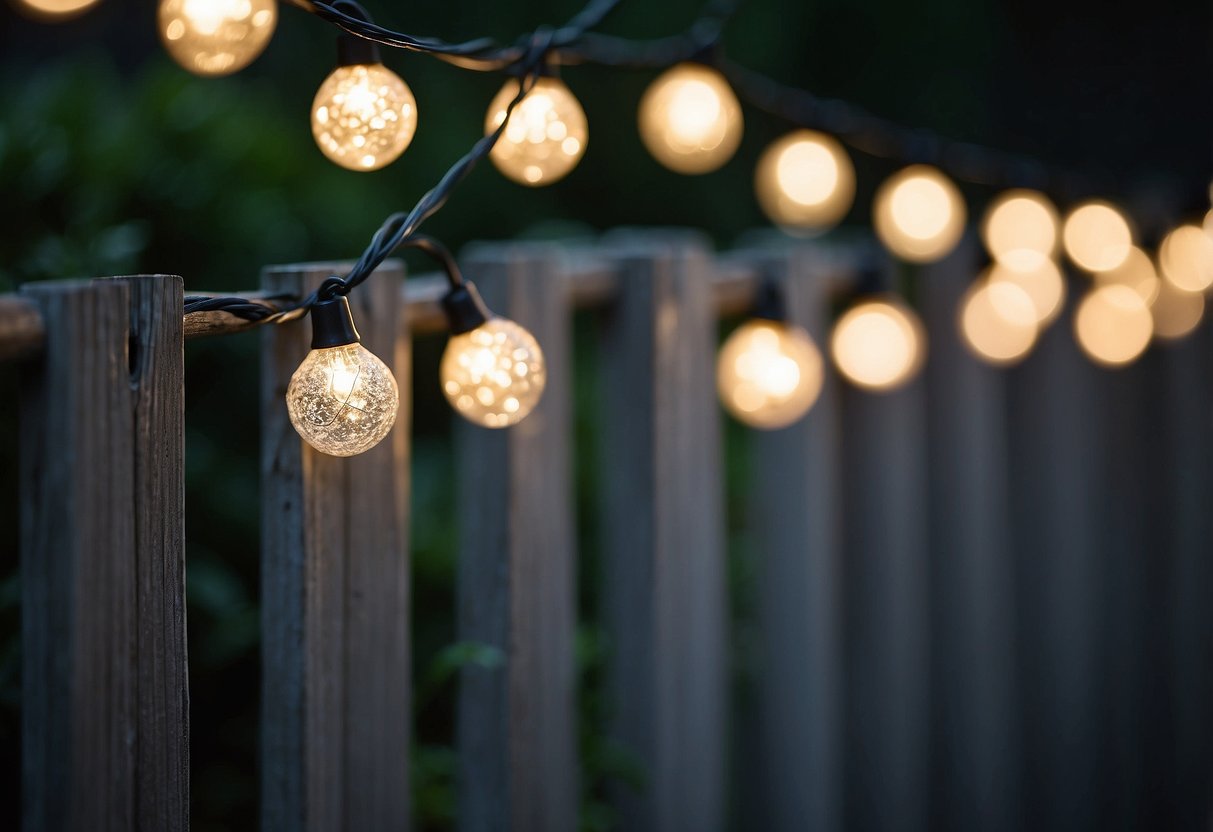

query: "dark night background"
(0, 0), (1210, 830)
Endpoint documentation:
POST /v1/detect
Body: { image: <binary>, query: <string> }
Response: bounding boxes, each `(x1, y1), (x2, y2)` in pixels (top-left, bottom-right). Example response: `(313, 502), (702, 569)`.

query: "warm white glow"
(1062, 201), (1132, 272)
(716, 320), (824, 429)
(441, 318), (546, 427)
(981, 190), (1059, 271)
(1150, 280), (1205, 341)
(830, 298), (925, 391)
(754, 130), (854, 231)
(638, 63), (743, 174)
(486, 77), (587, 186)
(985, 261), (1065, 327)
(311, 63), (417, 171)
(1073, 284), (1152, 367)
(13, 0), (100, 20)
(958, 279), (1039, 365)
(158, 0), (277, 76)
(1094, 246), (1160, 305)
(873, 165), (966, 263)
(1159, 225), (1213, 293)
(286, 343), (399, 456)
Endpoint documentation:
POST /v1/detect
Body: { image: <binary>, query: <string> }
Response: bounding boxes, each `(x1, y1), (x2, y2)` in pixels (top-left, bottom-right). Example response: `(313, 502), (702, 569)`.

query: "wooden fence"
(2, 233), (1211, 831)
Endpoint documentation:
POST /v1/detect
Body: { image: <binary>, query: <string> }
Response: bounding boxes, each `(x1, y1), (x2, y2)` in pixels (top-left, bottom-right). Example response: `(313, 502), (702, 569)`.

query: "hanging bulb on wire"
(312, 32), (417, 171)
(286, 295), (399, 457)
(754, 130), (855, 232)
(638, 62), (743, 174)
(13, 0), (101, 21)
(873, 165), (966, 263)
(439, 281), (546, 427)
(830, 296), (926, 391)
(158, 0), (277, 76)
(486, 75), (587, 186)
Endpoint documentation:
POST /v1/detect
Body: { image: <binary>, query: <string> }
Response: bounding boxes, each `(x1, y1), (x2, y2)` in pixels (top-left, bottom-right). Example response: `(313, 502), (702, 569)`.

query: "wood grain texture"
(598, 235), (727, 832)
(260, 261), (410, 832)
(19, 275), (188, 832)
(454, 244), (577, 832)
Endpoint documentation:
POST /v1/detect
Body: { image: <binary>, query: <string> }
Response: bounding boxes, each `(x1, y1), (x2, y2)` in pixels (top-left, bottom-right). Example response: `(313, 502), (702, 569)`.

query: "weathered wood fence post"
(19, 275), (188, 832)
(260, 261), (411, 831)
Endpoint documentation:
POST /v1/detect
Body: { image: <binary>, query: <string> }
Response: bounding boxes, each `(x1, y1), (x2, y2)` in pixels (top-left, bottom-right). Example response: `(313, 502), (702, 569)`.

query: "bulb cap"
(337, 34), (382, 67)
(441, 281), (491, 335)
(310, 295), (361, 349)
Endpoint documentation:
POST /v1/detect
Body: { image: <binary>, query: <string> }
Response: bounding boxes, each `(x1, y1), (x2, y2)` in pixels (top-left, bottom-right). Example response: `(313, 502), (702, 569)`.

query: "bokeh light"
(1073, 284), (1153, 367)
(981, 189), (1059, 271)
(13, 0), (101, 20)
(754, 130), (854, 232)
(1093, 246), (1160, 304)
(716, 320), (824, 429)
(873, 165), (966, 263)
(985, 260), (1066, 327)
(1150, 279), (1205, 341)
(959, 279), (1039, 365)
(486, 77), (588, 186)
(311, 63), (417, 171)
(1062, 200), (1132, 272)
(638, 63), (743, 174)
(158, 0), (277, 76)
(830, 298), (926, 391)
(1158, 224), (1213, 293)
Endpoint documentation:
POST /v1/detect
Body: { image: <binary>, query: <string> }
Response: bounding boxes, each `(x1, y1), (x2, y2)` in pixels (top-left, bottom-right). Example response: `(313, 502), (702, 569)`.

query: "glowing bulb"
(981, 189), (1059, 271)
(441, 318), (546, 428)
(754, 130), (854, 232)
(13, 0), (101, 20)
(158, 0), (277, 76)
(985, 260), (1065, 327)
(1150, 279), (1205, 341)
(1159, 225), (1213, 293)
(486, 77), (587, 186)
(1073, 284), (1152, 367)
(1062, 201), (1132, 272)
(830, 298), (926, 391)
(638, 63), (743, 174)
(716, 320), (824, 429)
(873, 165), (966, 263)
(958, 279), (1039, 365)
(311, 63), (417, 171)
(287, 342), (398, 457)
(1093, 246), (1159, 304)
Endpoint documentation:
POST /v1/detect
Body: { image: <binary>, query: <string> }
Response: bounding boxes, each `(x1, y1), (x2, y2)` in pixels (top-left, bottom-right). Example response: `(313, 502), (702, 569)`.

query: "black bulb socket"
(441, 281), (491, 335)
(337, 33), (382, 68)
(310, 296), (361, 349)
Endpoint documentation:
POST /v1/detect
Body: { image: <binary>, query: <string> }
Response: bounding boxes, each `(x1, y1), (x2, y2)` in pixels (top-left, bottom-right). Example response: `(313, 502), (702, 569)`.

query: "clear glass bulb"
(14, 0), (100, 21)
(830, 298), (926, 391)
(158, 0), (277, 77)
(486, 77), (587, 186)
(873, 165), (966, 263)
(286, 343), (399, 457)
(638, 63), (743, 174)
(754, 130), (854, 232)
(311, 63), (417, 171)
(1062, 201), (1133, 272)
(441, 318), (546, 428)
(716, 320), (824, 430)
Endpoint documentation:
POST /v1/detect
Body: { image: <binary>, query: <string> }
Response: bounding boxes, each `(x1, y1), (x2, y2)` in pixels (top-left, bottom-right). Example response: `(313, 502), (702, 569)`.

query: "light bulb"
(830, 298), (926, 391)
(1158, 224), (1213, 293)
(958, 278), (1039, 365)
(754, 130), (854, 232)
(1062, 200), (1132, 272)
(1073, 284), (1152, 367)
(158, 0), (277, 76)
(873, 165), (966, 263)
(638, 63), (743, 174)
(985, 260), (1065, 327)
(312, 63), (417, 171)
(1093, 246), (1160, 305)
(716, 320), (824, 429)
(981, 189), (1059, 271)
(14, 0), (101, 21)
(486, 77), (587, 186)
(1150, 279), (1205, 341)
(441, 318), (546, 428)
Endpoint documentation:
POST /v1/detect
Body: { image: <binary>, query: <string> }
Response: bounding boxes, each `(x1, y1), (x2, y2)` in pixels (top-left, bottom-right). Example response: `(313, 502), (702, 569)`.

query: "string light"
(286, 295), (399, 456)
(638, 63), (743, 174)
(958, 278), (1039, 365)
(1093, 246), (1160, 304)
(486, 76), (587, 186)
(1073, 284), (1152, 367)
(717, 319), (823, 429)
(981, 190), (1059, 271)
(754, 130), (854, 232)
(1150, 279), (1205, 341)
(1062, 200), (1132, 272)
(1158, 224), (1213, 293)
(13, 0), (101, 20)
(873, 165), (966, 263)
(985, 261), (1065, 327)
(158, 0), (277, 76)
(830, 298), (925, 391)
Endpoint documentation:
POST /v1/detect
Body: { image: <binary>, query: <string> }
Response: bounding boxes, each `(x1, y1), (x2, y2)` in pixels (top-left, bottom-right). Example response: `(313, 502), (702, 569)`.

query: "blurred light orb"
(441, 318), (546, 428)
(1094, 246), (1160, 305)
(1073, 284), (1152, 367)
(158, 0), (277, 76)
(1158, 224), (1213, 293)
(1150, 280), (1205, 341)
(312, 63), (417, 171)
(1062, 201), (1132, 272)
(981, 189), (1059, 271)
(830, 299), (926, 391)
(873, 165), (966, 263)
(638, 63), (743, 174)
(287, 343), (399, 457)
(716, 320), (824, 429)
(958, 279), (1039, 365)
(14, 0), (101, 20)
(985, 261), (1065, 327)
(754, 130), (854, 232)
(486, 77), (587, 186)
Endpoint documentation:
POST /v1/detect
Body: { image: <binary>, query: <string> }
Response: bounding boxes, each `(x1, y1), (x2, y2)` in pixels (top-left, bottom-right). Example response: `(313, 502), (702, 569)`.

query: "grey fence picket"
(454, 245), (578, 832)
(260, 261), (411, 832)
(19, 275), (188, 832)
(598, 236), (728, 832)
